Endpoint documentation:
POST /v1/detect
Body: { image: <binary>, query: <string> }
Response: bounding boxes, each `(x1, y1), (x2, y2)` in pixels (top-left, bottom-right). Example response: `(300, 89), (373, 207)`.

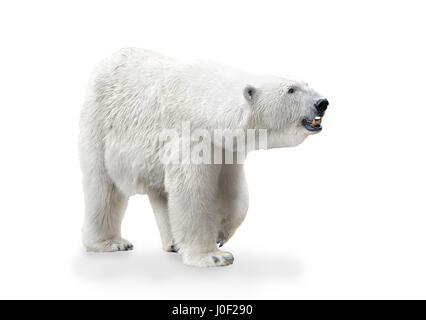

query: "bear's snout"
(315, 98), (328, 116)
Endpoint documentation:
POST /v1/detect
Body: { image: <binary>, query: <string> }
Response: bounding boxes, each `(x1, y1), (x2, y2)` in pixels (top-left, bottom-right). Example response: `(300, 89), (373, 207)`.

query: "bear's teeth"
(311, 117), (322, 126)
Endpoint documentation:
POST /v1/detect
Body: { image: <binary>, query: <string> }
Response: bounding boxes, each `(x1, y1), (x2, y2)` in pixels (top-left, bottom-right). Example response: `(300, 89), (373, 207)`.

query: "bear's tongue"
(302, 116), (323, 132)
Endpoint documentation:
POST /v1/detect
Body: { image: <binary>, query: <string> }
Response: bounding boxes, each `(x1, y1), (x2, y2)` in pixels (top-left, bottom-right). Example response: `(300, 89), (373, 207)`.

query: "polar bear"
(79, 48), (328, 267)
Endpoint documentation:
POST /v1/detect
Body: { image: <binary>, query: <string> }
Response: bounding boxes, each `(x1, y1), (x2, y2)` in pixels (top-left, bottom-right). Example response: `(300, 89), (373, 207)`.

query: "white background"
(0, 0), (425, 299)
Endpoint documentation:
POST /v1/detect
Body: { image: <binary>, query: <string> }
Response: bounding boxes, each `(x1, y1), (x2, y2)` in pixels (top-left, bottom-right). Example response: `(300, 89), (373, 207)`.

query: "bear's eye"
(288, 87), (295, 94)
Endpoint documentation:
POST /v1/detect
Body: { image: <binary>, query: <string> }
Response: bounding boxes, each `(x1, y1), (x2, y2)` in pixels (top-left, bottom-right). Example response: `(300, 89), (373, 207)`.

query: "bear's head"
(243, 77), (328, 148)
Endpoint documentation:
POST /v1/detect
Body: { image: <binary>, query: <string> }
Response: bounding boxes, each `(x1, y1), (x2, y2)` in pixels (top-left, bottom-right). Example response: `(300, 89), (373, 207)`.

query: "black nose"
(315, 98), (328, 115)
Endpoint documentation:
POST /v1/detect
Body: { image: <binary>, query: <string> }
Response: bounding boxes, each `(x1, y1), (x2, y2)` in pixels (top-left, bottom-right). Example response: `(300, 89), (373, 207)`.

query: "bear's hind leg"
(82, 169), (132, 252)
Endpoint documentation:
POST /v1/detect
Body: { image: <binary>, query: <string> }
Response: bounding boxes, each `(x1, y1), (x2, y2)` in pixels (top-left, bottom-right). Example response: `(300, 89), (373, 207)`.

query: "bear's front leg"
(147, 190), (176, 252)
(216, 164), (249, 247)
(165, 164), (234, 267)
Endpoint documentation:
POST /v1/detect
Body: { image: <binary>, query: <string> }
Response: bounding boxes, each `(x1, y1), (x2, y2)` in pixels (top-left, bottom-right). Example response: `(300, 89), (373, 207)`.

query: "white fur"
(79, 48), (324, 267)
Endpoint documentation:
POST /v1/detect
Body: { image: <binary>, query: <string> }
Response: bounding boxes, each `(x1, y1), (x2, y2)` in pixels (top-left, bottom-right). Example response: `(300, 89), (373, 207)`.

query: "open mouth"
(302, 116), (323, 132)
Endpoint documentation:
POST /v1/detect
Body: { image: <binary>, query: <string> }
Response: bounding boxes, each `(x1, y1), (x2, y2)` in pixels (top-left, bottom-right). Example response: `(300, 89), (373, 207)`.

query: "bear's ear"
(243, 85), (256, 102)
